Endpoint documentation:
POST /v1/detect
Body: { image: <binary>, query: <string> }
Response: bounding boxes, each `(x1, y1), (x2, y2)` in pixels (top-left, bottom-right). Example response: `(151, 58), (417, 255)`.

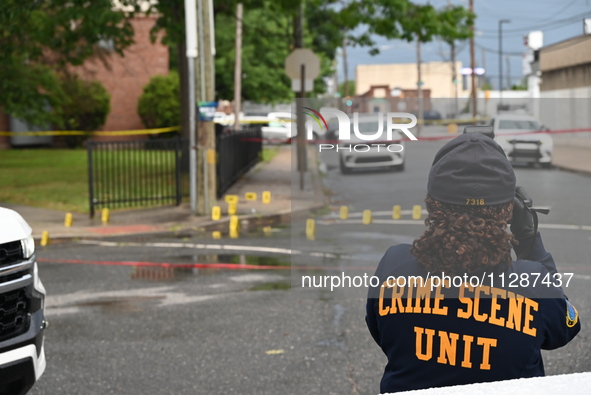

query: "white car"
(0, 207), (47, 393)
(338, 116), (405, 174)
(261, 119), (294, 143)
(490, 114), (553, 168)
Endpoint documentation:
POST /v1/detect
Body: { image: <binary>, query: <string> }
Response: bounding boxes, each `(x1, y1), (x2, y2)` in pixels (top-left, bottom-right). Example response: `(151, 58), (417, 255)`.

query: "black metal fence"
(216, 124), (262, 197)
(87, 137), (186, 217)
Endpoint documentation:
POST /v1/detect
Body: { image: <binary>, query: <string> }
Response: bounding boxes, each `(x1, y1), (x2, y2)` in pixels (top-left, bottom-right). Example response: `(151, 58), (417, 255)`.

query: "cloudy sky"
(339, 0), (591, 90)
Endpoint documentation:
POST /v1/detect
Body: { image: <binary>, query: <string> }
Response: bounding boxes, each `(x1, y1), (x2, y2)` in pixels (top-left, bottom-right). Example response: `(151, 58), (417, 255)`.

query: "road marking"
(330, 209), (428, 218)
(76, 239), (342, 260)
(318, 219), (424, 226)
(317, 219), (591, 231)
(44, 286), (235, 316)
(37, 257), (293, 270)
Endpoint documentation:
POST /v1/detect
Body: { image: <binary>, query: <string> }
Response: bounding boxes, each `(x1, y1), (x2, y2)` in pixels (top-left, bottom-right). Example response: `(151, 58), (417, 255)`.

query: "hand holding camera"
(510, 186), (549, 258)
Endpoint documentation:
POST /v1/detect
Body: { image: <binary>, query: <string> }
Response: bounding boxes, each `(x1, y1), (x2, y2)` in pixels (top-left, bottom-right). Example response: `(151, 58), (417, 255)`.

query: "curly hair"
(410, 195), (516, 276)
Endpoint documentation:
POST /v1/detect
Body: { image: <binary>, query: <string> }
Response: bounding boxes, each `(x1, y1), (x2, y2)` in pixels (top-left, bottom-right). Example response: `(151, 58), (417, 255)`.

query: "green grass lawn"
(0, 149), (89, 212)
(0, 146), (277, 213)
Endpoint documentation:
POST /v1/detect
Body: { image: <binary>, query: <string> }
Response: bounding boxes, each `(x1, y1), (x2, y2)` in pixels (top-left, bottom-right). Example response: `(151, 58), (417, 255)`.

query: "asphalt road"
(30, 138), (591, 394)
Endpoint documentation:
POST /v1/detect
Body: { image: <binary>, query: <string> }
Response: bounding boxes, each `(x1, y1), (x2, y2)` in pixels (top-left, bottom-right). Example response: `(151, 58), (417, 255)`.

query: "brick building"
(354, 84), (432, 114)
(538, 34), (591, 130)
(76, 16), (169, 135)
(0, 15), (168, 147)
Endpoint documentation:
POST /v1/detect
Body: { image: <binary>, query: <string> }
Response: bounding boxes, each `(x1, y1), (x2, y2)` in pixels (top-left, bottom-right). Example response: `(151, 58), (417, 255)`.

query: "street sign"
(285, 49), (320, 80)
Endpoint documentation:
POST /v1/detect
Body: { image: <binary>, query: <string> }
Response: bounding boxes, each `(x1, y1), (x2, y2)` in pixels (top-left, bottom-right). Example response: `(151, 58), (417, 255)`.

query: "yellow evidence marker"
(362, 210), (372, 225)
(101, 208), (110, 225)
(225, 195), (239, 204)
(64, 213), (73, 227)
(211, 206), (222, 221)
(306, 219), (316, 241)
(340, 206), (349, 220)
(392, 205), (401, 220)
(412, 205), (423, 220)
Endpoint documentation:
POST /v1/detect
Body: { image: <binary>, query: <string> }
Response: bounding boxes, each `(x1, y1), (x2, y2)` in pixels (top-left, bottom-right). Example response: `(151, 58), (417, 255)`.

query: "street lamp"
(499, 19), (511, 109)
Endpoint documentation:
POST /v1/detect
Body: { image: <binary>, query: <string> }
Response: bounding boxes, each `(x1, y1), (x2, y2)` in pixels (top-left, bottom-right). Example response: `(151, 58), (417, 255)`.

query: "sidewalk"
(552, 135), (591, 175)
(2, 134), (589, 241)
(419, 126), (591, 175)
(2, 145), (326, 240)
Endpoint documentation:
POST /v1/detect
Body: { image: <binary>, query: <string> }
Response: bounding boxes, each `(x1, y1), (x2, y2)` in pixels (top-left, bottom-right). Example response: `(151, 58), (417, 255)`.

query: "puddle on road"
(75, 295), (165, 313)
(247, 281), (291, 291)
(130, 254), (290, 283)
(165, 254), (290, 267)
(125, 226), (290, 243)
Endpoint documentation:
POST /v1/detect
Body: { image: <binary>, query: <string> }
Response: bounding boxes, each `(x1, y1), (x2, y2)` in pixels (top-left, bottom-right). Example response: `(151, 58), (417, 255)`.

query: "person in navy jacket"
(366, 133), (580, 393)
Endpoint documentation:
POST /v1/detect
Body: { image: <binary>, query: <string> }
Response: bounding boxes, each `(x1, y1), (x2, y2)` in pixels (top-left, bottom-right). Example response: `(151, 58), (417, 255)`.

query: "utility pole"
(195, 0), (216, 215)
(506, 55), (511, 90)
(233, 3), (243, 129)
(417, 39), (423, 136)
(294, 3), (306, 190)
(499, 19), (510, 109)
(469, 0), (477, 118)
(342, 37), (349, 97)
(203, 0), (216, 214)
(450, 40), (458, 117)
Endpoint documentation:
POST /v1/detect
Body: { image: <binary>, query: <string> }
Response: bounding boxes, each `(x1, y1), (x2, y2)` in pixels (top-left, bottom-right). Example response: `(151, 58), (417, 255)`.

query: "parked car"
(338, 115), (405, 174)
(422, 110), (442, 121)
(490, 114), (553, 168)
(261, 119), (294, 143)
(0, 207), (47, 394)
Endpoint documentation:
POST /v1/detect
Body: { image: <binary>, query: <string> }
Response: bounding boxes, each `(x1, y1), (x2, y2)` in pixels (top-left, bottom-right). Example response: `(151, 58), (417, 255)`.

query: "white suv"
(0, 207), (47, 394)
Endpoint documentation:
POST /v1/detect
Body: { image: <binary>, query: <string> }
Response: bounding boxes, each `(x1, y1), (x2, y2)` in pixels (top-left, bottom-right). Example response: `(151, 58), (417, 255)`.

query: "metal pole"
(185, 0), (198, 214)
(298, 64), (306, 190)
(342, 37), (349, 97)
(451, 40), (458, 118)
(233, 3), (243, 129)
(196, 0), (209, 213)
(188, 60), (197, 213)
(499, 19), (510, 108)
(87, 141), (94, 218)
(417, 39), (423, 137)
(197, 0), (206, 102)
(469, 0), (477, 118)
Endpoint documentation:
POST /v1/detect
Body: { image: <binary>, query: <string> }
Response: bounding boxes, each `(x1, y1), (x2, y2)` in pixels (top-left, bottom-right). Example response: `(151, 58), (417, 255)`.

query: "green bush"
(58, 76), (111, 147)
(137, 72), (180, 130)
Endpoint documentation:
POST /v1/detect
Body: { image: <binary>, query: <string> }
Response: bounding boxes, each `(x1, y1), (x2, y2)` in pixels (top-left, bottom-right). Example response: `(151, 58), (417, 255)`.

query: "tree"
(0, 0), (136, 127)
(59, 76), (111, 147)
(214, 2), (294, 102)
(119, 0), (474, 105)
(138, 72), (181, 129)
(338, 80), (356, 98)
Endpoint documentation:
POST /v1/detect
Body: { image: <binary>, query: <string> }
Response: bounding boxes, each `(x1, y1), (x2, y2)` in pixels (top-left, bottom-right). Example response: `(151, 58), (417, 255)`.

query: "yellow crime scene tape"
(0, 125), (181, 137)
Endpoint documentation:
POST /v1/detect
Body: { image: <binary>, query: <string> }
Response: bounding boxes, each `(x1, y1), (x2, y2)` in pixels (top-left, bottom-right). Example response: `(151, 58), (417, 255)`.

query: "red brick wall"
(75, 16), (169, 135)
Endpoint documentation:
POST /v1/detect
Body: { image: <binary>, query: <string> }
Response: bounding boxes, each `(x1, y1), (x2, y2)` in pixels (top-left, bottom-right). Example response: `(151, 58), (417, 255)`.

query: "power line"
(478, 12), (590, 34)
(475, 43), (523, 57)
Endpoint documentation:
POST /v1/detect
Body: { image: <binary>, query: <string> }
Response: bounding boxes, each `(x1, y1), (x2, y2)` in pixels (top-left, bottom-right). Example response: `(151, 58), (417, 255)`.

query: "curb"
(553, 163), (591, 177)
(33, 202), (327, 243)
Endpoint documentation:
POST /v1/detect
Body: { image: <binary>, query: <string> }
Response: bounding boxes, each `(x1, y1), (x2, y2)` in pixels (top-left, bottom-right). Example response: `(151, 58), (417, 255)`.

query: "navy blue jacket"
(366, 232), (580, 393)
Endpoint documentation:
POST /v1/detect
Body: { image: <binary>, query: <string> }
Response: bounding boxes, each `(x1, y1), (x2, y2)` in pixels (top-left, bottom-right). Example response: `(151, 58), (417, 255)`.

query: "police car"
(338, 115), (406, 174)
(0, 207), (47, 394)
(490, 114), (553, 168)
